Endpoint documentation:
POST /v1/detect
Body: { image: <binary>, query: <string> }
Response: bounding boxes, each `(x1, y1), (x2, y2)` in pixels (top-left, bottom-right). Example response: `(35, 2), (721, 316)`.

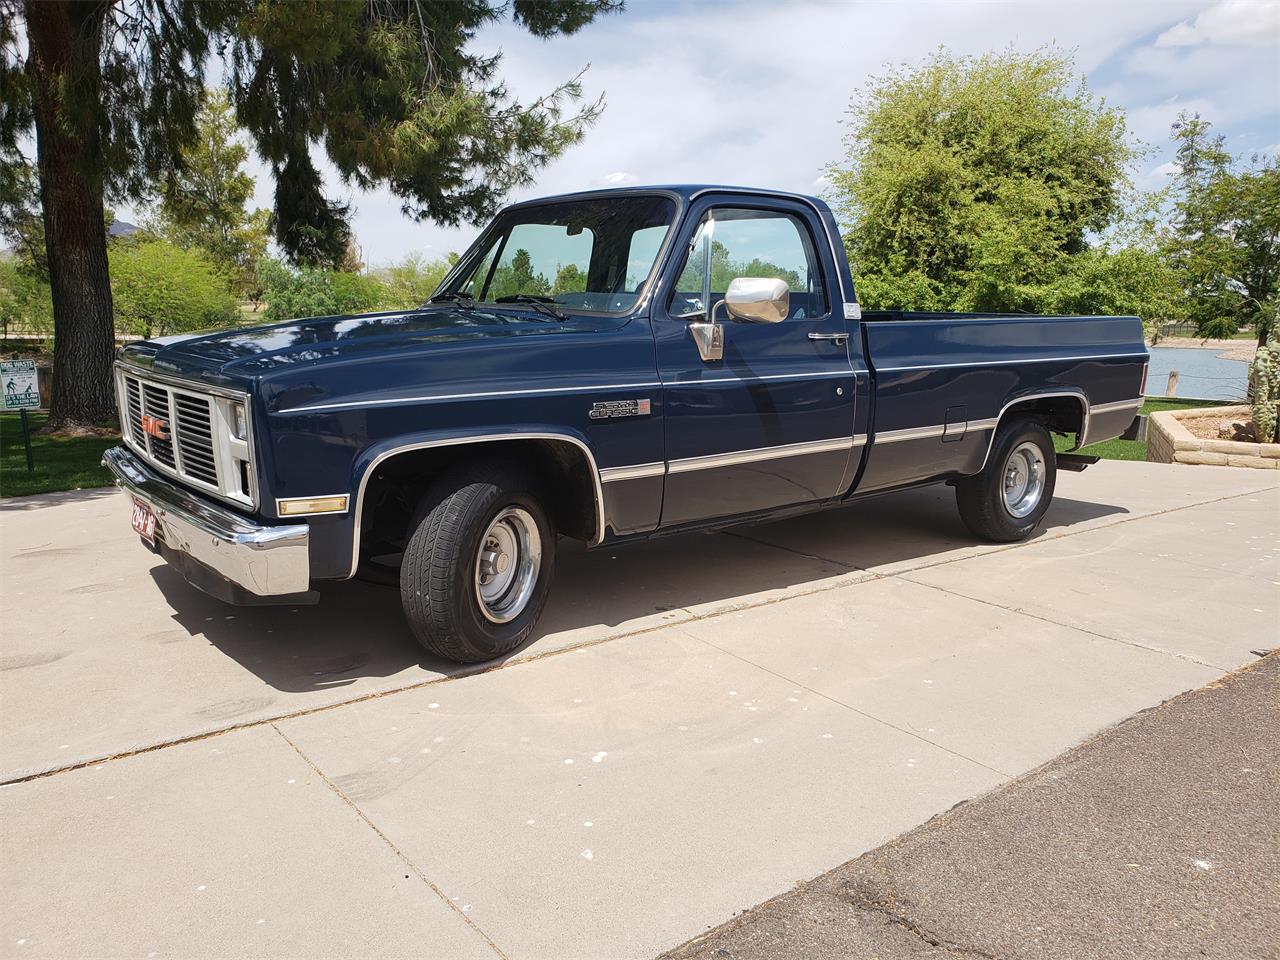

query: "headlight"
(231, 401), (248, 440)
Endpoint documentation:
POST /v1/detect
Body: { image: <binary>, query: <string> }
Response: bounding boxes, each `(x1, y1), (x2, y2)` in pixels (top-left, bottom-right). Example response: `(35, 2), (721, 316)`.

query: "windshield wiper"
(494, 294), (566, 321)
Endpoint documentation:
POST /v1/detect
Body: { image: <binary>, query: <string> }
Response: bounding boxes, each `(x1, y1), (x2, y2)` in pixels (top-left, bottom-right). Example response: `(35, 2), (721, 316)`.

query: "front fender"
(343, 425), (605, 579)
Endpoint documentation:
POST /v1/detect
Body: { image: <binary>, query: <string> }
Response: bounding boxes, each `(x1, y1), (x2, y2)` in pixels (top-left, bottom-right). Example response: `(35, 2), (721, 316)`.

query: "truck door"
(653, 196), (857, 527)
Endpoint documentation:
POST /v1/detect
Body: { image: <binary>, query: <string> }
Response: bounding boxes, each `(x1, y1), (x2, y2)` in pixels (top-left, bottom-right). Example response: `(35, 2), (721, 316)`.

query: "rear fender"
(976, 389), (1089, 473)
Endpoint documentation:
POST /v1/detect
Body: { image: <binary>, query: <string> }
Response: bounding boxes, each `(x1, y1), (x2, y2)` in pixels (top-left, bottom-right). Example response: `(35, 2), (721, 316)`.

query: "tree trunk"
(25, 0), (116, 430)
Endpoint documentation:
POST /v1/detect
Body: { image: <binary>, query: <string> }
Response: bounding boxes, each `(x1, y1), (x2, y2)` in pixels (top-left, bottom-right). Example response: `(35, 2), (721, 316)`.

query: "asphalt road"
(662, 654), (1279, 960)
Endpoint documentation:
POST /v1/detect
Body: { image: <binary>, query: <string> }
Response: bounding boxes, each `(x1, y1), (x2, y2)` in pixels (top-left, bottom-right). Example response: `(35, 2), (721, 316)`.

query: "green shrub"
(258, 259), (388, 323)
(110, 240), (239, 338)
(0, 258), (54, 340)
(374, 253), (454, 310)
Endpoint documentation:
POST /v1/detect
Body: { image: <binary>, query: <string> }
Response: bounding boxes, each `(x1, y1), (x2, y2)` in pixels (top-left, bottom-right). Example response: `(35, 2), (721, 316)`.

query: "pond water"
(1146, 346), (1249, 402)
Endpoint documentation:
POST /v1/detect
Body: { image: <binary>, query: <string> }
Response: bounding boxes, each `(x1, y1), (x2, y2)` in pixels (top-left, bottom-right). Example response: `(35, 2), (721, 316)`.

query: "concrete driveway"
(1, 461), (1277, 958)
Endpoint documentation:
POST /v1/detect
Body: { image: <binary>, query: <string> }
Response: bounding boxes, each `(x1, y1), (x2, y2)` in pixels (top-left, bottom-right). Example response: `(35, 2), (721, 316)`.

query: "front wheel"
(955, 418), (1056, 542)
(400, 462), (556, 663)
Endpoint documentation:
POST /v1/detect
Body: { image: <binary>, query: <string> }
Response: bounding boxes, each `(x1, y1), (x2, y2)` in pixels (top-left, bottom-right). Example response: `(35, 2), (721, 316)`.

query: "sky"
(133, 0), (1280, 267)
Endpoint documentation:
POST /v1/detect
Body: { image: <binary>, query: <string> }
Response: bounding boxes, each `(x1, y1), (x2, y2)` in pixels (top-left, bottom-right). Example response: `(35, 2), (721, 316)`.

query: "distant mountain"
(108, 219), (139, 238)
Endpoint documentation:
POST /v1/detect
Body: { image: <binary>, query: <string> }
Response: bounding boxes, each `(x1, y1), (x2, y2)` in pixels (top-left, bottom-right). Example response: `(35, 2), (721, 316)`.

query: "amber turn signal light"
(276, 495), (349, 516)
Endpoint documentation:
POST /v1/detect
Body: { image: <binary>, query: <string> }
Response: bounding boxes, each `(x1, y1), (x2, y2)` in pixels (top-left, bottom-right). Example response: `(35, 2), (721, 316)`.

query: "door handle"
(808, 332), (848, 345)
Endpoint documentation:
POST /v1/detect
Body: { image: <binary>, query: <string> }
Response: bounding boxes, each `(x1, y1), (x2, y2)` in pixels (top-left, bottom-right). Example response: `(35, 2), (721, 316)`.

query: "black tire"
(955, 417), (1056, 542)
(399, 460), (555, 663)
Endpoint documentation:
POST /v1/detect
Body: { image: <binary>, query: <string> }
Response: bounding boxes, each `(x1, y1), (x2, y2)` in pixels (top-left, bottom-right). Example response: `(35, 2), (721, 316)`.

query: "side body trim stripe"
(875, 424), (947, 444)
(1090, 398), (1142, 414)
(874, 352), (1147, 373)
(284, 381), (664, 414)
(599, 462), (666, 483)
(666, 436), (863, 475)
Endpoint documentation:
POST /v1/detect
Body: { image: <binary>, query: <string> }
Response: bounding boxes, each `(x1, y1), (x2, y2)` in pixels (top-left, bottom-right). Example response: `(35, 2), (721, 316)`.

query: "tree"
(1164, 113), (1280, 342)
(258, 259), (387, 324)
(489, 248), (551, 300)
(154, 89), (270, 299)
(377, 253), (456, 309)
(109, 238), (238, 338)
(0, 255), (53, 340)
(676, 239), (804, 294)
(552, 263), (587, 295)
(827, 49), (1136, 313)
(1, 0), (621, 430)
(0, 160), (47, 280)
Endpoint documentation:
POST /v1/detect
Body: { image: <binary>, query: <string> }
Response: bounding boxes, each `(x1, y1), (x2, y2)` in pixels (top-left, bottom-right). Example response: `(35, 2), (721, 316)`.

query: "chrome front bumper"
(102, 446), (311, 600)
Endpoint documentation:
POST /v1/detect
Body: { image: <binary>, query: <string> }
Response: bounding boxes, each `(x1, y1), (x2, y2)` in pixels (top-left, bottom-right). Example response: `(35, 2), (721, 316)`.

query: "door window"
(669, 208), (826, 320)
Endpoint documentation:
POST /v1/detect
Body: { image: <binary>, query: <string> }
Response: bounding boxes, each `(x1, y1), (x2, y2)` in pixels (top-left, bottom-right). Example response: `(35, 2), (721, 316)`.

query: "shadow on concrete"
(0, 485), (118, 512)
(149, 484), (1129, 694)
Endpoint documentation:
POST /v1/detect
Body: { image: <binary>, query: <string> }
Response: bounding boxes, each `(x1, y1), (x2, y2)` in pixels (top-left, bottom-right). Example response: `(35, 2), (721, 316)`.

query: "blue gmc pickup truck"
(104, 185), (1148, 663)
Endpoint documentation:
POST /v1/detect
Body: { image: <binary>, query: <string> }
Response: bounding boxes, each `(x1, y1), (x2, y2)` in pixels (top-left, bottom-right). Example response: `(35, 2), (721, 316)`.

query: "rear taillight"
(1139, 362), (1149, 397)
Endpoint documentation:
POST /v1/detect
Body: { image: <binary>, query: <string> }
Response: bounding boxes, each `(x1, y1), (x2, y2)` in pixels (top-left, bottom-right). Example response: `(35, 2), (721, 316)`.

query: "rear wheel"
(400, 461), (555, 663)
(955, 418), (1056, 542)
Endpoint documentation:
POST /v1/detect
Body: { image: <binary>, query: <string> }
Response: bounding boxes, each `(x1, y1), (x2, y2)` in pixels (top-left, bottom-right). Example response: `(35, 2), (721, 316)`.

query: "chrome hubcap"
(474, 507), (541, 624)
(1002, 441), (1046, 519)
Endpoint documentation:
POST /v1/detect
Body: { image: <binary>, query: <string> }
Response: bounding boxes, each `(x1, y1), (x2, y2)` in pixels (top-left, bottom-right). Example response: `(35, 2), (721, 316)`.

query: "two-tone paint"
(115, 184), (1147, 588)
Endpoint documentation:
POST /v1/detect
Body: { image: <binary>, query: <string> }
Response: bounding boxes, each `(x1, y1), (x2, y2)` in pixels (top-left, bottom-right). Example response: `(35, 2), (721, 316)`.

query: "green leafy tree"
(0, 160), (47, 281)
(489, 248), (551, 300)
(677, 240), (804, 295)
(1164, 114), (1280, 342)
(154, 89), (270, 300)
(827, 49), (1136, 313)
(258, 258), (387, 323)
(376, 253), (457, 309)
(109, 239), (238, 338)
(0, 256), (54, 339)
(1, 0), (621, 429)
(551, 263), (588, 295)
(1040, 246), (1182, 328)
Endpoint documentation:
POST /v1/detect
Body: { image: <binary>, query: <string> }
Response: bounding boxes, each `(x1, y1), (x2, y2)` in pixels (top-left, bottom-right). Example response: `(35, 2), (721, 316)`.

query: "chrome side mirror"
(688, 277), (790, 363)
(723, 276), (789, 324)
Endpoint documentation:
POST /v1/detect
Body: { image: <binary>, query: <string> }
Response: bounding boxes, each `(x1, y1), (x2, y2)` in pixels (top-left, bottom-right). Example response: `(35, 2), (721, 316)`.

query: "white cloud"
(1156, 0), (1280, 47)
(598, 171), (639, 186)
(1142, 160), (1181, 186)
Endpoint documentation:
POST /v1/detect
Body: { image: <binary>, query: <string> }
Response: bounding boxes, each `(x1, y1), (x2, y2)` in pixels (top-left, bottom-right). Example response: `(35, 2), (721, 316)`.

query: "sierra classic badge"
(588, 398), (651, 420)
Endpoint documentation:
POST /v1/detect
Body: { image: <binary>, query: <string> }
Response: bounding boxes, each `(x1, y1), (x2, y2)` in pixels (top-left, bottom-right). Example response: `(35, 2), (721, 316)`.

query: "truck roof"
(504, 184), (827, 209)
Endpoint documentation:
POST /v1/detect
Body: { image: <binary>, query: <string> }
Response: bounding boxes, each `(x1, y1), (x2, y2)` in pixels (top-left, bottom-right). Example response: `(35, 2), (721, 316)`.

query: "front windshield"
(442, 195), (677, 316)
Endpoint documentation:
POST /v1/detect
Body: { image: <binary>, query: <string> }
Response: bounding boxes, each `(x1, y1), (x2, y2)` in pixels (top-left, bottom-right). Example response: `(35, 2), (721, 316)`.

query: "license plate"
(131, 498), (157, 544)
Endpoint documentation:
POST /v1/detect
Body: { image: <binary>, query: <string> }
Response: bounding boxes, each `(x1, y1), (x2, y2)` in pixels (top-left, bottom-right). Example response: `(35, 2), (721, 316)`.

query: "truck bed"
(855, 310), (1147, 493)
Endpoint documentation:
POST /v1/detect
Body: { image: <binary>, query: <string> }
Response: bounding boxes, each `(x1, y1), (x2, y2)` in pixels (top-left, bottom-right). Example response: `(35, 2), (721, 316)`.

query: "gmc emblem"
(140, 414), (170, 440)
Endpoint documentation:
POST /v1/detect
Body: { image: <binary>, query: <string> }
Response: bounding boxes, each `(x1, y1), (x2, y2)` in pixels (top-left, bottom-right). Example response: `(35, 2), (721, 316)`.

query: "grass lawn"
(0, 412), (118, 498)
(1053, 397), (1237, 462)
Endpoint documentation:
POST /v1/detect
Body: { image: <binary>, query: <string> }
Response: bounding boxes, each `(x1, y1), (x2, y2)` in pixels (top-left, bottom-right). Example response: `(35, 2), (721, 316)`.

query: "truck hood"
(119, 306), (617, 381)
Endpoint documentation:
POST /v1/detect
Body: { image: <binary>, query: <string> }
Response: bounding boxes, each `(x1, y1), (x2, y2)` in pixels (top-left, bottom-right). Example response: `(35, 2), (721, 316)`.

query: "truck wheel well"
(1000, 394), (1086, 439)
(358, 439), (598, 565)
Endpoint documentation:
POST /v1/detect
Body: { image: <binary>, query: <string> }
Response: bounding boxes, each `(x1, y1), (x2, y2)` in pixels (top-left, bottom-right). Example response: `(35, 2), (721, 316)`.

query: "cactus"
(1249, 324), (1280, 443)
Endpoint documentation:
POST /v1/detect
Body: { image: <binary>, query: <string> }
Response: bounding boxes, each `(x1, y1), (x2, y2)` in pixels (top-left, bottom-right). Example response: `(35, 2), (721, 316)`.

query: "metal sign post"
(2, 359), (41, 472)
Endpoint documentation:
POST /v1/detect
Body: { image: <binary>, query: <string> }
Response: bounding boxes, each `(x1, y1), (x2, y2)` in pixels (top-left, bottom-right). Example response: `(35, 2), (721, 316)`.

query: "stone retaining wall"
(1147, 405), (1280, 469)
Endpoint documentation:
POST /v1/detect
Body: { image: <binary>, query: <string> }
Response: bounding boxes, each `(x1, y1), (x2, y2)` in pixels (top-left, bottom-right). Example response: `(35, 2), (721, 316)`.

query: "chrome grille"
(116, 367), (254, 508)
(173, 393), (219, 485)
(141, 383), (178, 468)
(124, 377), (144, 441)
